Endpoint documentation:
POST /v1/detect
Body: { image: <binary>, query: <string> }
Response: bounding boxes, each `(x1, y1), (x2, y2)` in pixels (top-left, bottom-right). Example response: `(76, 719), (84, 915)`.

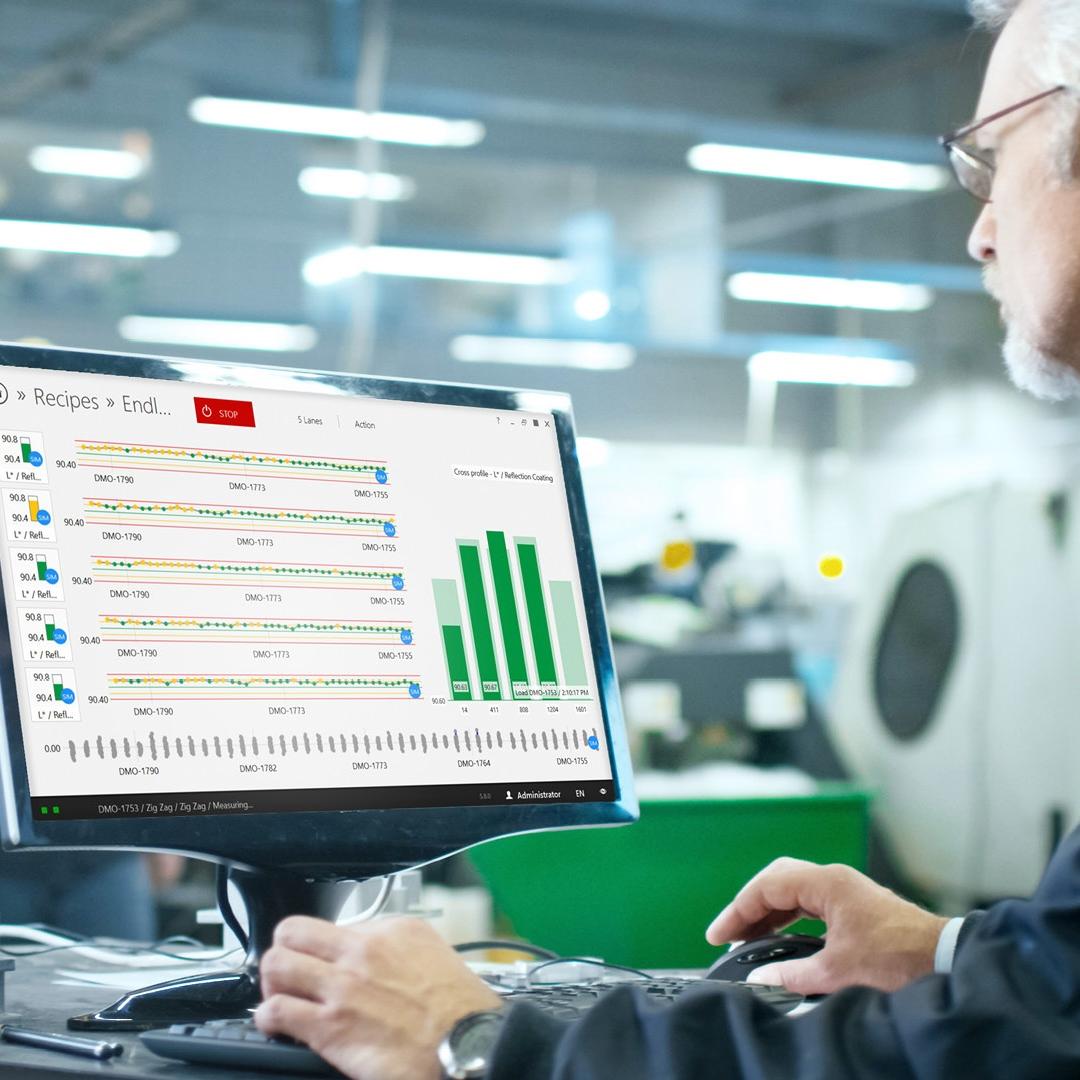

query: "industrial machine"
(828, 483), (1080, 908)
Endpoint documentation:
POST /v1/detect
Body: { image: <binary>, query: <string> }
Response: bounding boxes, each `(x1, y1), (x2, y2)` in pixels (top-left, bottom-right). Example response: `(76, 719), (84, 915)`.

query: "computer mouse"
(705, 933), (824, 982)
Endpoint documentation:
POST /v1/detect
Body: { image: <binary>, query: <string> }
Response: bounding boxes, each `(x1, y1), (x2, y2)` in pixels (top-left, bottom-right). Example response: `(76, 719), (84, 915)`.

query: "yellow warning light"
(661, 540), (696, 572)
(818, 555), (845, 579)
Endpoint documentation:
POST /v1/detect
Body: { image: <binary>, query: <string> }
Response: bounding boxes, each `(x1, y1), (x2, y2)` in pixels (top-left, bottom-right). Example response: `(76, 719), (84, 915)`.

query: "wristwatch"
(437, 1008), (508, 1079)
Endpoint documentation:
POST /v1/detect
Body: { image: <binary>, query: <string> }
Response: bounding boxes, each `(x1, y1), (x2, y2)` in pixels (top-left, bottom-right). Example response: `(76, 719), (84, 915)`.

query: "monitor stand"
(68, 865), (356, 1032)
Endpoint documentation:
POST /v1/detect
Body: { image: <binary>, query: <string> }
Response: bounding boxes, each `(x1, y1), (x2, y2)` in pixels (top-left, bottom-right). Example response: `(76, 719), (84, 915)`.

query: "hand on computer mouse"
(705, 857), (948, 996)
(705, 933), (824, 982)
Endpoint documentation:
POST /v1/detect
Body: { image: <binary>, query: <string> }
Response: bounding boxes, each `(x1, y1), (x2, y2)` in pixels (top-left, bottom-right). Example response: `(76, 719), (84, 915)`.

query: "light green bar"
(549, 581), (588, 685)
(433, 579), (473, 700)
(432, 578), (464, 625)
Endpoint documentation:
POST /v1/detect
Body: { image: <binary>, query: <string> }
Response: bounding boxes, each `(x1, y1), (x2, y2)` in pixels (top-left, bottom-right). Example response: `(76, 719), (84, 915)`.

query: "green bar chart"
(432, 533), (590, 701)
(432, 579), (473, 701)
(516, 538), (558, 693)
(458, 541), (502, 700)
(486, 531), (529, 698)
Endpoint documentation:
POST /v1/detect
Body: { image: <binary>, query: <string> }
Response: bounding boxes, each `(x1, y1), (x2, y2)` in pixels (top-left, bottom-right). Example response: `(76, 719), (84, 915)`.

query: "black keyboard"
(140, 1019), (338, 1075)
(139, 978), (803, 1073)
(501, 975), (804, 1020)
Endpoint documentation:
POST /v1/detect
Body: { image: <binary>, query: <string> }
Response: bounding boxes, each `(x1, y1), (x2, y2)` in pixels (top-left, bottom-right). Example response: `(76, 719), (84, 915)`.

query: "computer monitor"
(0, 342), (636, 1029)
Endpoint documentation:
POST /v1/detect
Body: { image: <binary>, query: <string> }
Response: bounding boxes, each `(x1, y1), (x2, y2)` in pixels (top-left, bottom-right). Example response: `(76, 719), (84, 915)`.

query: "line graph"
(91, 555), (407, 591)
(84, 498), (398, 537)
(76, 440), (391, 484)
(106, 673), (423, 700)
(98, 614), (414, 645)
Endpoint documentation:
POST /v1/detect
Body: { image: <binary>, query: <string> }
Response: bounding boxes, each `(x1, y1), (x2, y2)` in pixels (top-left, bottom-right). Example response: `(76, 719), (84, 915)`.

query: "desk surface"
(0, 950), (313, 1079)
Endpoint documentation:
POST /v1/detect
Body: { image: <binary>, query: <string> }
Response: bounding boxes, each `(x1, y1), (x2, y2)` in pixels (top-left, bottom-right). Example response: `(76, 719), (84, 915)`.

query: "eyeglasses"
(939, 85), (1066, 202)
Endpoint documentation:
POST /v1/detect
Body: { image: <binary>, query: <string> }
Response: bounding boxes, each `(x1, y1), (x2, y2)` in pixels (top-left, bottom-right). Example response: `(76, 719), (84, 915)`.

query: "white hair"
(1002, 321), (1080, 399)
(969, 0), (1022, 28)
(969, 0), (1080, 175)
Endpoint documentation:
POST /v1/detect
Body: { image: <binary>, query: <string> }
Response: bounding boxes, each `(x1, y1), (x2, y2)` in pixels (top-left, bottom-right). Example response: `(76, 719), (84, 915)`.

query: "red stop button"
(194, 396), (256, 427)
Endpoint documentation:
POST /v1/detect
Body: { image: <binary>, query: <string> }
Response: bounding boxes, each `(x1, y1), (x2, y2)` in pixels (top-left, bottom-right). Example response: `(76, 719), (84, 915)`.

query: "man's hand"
(706, 858), (948, 995)
(255, 915), (502, 1080)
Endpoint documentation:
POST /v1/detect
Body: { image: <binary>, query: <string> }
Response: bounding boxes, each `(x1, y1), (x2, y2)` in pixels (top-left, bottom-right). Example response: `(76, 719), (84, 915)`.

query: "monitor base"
(68, 865), (355, 1032)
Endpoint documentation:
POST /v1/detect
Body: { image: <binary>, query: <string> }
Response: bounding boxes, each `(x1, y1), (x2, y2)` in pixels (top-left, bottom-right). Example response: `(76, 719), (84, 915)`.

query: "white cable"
(1, 878), (397, 964)
(338, 876), (395, 925)
(0, 923), (241, 968)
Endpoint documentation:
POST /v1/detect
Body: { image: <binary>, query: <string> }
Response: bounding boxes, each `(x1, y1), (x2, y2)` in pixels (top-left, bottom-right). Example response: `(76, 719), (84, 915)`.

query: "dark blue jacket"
(490, 830), (1080, 1078)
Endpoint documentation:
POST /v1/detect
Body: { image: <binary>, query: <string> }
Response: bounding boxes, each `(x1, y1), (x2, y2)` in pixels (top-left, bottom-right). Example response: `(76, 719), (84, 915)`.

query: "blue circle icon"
(61, 688), (75, 705)
(28, 451), (43, 468)
(36, 509), (51, 526)
(383, 522), (396, 537)
(375, 468), (388, 485)
(400, 629), (413, 645)
(587, 735), (600, 750)
(391, 575), (404, 590)
(53, 628), (67, 645)
(44, 568), (58, 585)
(408, 682), (421, 699)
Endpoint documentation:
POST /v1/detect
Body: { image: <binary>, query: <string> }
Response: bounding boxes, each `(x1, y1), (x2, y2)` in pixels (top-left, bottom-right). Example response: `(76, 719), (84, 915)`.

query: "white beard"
(1002, 321), (1080, 401)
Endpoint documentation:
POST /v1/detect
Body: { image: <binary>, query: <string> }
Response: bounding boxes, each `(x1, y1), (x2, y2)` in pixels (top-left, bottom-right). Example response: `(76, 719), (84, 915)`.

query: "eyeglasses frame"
(938, 84), (1067, 202)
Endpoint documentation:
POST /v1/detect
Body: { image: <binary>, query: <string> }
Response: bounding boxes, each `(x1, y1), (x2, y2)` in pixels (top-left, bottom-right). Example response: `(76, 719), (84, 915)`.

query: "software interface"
(0, 364), (614, 821)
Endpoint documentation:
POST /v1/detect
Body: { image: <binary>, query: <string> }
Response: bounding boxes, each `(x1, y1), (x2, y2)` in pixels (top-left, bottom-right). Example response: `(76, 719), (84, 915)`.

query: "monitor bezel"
(0, 341), (637, 877)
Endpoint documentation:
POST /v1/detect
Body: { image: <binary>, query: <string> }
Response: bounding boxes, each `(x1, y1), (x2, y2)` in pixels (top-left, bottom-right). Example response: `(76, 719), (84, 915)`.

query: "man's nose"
(967, 203), (996, 262)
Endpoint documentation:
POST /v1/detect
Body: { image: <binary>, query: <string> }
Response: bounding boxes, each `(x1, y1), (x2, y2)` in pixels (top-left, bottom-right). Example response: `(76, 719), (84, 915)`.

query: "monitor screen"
(0, 344), (634, 875)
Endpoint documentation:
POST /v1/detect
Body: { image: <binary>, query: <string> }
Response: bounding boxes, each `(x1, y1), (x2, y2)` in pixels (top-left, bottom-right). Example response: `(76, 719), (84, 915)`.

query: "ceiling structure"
(0, 0), (998, 446)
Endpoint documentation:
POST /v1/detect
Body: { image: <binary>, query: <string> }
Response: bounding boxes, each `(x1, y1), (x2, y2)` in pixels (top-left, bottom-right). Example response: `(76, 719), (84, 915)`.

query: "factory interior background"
(2, 0), (1077, 957)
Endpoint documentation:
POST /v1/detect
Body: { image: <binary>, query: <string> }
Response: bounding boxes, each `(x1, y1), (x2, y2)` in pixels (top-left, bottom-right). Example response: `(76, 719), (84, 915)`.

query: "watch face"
(445, 1011), (506, 1078)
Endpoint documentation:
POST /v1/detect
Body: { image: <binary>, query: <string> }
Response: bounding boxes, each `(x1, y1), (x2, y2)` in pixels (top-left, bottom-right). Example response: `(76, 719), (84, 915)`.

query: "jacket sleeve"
(956, 909), (986, 954)
(489, 830), (1080, 1080)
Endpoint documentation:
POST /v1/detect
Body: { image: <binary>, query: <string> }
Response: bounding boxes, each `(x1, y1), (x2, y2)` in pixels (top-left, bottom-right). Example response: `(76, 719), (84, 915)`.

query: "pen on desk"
(0, 1024), (124, 1060)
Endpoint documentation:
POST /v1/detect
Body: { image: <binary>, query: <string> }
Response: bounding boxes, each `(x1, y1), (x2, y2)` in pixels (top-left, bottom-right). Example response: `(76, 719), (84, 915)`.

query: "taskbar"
(30, 779), (616, 820)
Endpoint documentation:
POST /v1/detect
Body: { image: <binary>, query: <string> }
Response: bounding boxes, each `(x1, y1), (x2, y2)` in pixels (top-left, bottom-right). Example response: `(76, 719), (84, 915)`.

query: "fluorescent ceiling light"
(688, 143), (949, 191)
(303, 245), (572, 287)
(189, 96), (485, 148)
(29, 146), (146, 180)
(748, 351), (916, 387)
(728, 271), (933, 312)
(451, 335), (635, 371)
(573, 289), (612, 321)
(118, 316), (317, 353)
(0, 220), (177, 258)
(298, 167), (415, 201)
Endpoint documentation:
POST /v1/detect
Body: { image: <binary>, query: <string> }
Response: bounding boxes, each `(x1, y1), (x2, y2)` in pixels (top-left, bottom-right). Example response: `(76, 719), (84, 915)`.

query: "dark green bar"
(458, 542), (501, 700)
(432, 579), (472, 700)
(516, 539), (558, 689)
(486, 531), (529, 698)
(441, 625), (473, 701)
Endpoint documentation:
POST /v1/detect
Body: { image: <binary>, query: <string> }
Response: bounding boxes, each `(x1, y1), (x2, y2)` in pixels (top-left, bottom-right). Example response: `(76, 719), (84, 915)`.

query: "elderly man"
(253, 0), (1080, 1075)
